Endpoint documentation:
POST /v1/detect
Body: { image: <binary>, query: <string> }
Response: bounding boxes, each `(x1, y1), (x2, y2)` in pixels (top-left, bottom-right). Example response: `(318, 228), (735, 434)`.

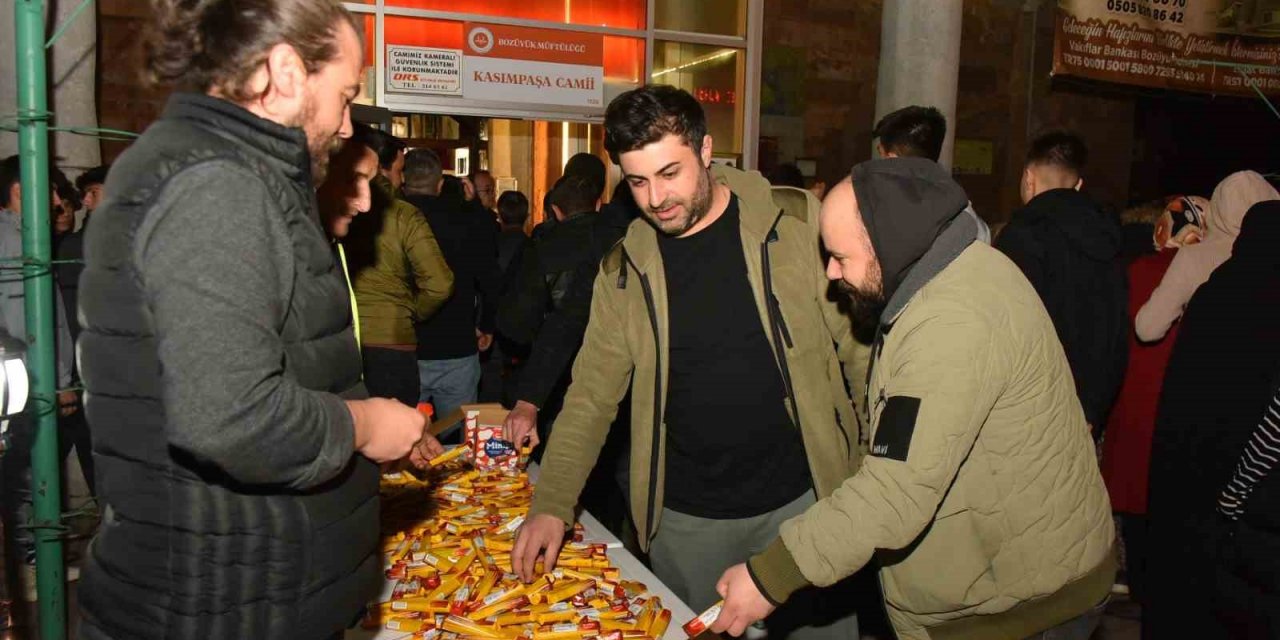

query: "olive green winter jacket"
(749, 217), (1116, 640)
(347, 176), (454, 345)
(529, 165), (865, 545)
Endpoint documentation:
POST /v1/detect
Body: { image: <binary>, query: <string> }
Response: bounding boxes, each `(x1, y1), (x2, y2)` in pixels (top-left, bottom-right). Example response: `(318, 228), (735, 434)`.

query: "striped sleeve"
(1218, 387), (1280, 520)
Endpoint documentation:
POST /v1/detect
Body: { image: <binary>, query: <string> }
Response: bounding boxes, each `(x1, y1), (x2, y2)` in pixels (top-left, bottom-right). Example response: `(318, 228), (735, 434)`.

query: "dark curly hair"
(604, 85), (707, 165)
(145, 0), (356, 103)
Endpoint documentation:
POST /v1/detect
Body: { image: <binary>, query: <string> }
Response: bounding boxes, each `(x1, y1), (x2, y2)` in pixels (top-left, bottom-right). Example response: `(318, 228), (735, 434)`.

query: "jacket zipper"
(762, 212), (801, 431)
(621, 250), (664, 543)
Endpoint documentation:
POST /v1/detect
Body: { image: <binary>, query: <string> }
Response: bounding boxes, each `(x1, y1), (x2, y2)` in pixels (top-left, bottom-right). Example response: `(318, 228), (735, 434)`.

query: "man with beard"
(472, 170), (499, 218)
(513, 85), (863, 640)
(709, 158), (1116, 640)
(76, 2), (431, 638)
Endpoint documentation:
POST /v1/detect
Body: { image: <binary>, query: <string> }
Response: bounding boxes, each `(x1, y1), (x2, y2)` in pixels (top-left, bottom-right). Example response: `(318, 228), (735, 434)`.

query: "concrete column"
(0, 9), (16, 160)
(50, 0), (102, 176)
(0, 0), (101, 175)
(873, 0), (964, 169)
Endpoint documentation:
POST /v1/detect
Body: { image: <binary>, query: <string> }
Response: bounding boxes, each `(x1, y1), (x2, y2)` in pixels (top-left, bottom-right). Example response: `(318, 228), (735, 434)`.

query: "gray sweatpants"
(649, 492), (860, 640)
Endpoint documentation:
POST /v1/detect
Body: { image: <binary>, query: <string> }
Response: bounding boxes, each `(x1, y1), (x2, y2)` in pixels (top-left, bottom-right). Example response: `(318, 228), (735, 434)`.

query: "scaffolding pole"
(14, 0), (67, 637)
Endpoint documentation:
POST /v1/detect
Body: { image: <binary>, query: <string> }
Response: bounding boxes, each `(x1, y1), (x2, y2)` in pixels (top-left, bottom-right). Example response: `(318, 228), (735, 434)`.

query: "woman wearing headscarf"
(1101, 195), (1208, 604)
(1144, 200), (1280, 638)
(1135, 170), (1278, 342)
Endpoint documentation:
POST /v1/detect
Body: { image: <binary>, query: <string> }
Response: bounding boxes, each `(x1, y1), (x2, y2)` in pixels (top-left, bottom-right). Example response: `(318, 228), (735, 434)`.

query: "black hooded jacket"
(502, 198), (638, 410)
(997, 189), (1129, 431)
(1145, 201), (1280, 638)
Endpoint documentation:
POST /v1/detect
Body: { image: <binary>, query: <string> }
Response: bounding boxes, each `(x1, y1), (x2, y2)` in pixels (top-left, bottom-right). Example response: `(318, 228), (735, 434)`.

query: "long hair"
(145, 0), (356, 103)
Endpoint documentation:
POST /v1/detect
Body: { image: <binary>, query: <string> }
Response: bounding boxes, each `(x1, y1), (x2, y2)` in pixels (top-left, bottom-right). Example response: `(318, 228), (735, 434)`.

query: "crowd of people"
(1, 1), (1278, 639)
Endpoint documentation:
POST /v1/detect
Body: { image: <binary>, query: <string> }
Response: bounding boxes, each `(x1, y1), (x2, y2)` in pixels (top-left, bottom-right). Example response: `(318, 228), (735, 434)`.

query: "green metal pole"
(14, 0), (67, 638)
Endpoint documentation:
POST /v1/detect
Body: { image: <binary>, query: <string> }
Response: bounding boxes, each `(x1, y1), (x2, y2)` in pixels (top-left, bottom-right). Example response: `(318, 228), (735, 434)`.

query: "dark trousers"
(1, 416), (35, 564)
(1023, 597), (1108, 639)
(59, 407), (95, 496)
(362, 347), (420, 407)
(1119, 512), (1148, 603)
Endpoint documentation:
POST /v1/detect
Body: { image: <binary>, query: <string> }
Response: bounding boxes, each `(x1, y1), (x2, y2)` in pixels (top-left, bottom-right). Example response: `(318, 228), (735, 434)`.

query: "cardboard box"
(459, 404), (522, 474)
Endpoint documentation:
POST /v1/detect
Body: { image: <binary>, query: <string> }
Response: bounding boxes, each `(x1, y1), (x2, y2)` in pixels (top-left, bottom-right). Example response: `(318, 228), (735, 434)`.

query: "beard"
(293, 93), (343, 185)
(834, 262), (887, 331)
(646, 165), (713, 236)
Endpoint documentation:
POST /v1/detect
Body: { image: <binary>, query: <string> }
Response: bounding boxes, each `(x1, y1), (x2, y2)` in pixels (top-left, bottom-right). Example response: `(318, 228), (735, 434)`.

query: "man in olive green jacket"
(712, 158), (1116, 640)
(344, 127), (453, 406)
(514, 86), (865, 640)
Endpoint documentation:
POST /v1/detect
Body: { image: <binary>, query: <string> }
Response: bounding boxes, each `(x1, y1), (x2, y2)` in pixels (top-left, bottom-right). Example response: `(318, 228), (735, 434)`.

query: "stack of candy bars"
(367, 450), (673, 640)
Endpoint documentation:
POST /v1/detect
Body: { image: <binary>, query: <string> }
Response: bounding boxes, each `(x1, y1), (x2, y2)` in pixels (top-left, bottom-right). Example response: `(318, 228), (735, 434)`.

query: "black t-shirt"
(657, 194), (812, 519)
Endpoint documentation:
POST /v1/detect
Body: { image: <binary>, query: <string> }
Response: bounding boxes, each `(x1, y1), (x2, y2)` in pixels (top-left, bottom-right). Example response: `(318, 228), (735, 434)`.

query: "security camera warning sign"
(387, 46), (463, 96)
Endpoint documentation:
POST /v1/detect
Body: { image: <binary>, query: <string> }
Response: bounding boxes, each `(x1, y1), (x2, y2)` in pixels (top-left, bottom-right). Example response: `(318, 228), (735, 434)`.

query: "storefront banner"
(462, 22), (605, 108)
(387, 45), (463, 95)
(1053, 0), (1280, 96)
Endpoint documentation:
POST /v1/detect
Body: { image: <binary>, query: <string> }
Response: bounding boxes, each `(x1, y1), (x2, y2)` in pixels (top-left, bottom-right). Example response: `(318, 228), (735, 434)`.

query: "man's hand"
(349, 398), (426, 464)
(408, 431), (445, 469)
(477, 330), (494, 352)
(461, 177), (477, 202)
(512, 513), (566, 583)
(710, 564), (776, 637)
(503, 401), (540, 448)
(57, 390), (79, 417)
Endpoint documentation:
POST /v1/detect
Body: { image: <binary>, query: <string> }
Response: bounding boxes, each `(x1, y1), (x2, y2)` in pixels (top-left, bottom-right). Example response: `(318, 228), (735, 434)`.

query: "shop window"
(357, 14), (377, 105)
(654, 0), (746, 37)
(652, 41), (745, 156)
(604, 36), (645, 94)
(385, 15), (466, 50)
(382, 0), (646, 30)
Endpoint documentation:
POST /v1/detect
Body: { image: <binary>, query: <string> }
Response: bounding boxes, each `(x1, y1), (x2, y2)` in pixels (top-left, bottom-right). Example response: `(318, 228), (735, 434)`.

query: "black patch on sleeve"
(871, 396), (921, 462)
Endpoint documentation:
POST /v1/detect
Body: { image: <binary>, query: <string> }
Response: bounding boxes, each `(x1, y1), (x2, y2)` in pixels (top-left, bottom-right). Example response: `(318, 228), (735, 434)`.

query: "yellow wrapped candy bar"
(443, 614), (506, 639)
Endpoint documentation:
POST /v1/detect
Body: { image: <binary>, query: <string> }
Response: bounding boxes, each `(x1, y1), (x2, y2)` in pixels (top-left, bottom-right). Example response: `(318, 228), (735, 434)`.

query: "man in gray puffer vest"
(77, 2), (435, 638)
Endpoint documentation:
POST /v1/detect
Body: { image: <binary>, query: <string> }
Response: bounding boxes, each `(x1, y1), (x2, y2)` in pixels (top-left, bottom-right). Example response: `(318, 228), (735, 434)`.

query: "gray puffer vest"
(77, 93), (378, 640)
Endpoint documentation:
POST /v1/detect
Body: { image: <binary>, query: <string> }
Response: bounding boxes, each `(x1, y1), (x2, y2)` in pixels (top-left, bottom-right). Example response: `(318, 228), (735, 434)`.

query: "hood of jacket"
(1208, 170), (1279, 241)
(1017, 188), (1122, 262)
(851, 158), (970, 302)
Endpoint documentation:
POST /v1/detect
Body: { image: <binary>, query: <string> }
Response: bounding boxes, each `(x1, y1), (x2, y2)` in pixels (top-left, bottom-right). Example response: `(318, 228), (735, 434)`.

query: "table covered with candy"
(344, 444), (697, 640)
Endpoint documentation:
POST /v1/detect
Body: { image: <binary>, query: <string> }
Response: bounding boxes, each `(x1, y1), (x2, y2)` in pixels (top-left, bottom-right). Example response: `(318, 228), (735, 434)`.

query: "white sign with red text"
(462, 23), (604, 109)
(387, 46), (463, 95)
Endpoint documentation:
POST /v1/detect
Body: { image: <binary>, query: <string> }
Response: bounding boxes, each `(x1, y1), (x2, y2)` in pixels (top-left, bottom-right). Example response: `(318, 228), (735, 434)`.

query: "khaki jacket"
(348, 176), (453, 345)
(752, 241), (1116, 640)
(529, 166), (863, 544)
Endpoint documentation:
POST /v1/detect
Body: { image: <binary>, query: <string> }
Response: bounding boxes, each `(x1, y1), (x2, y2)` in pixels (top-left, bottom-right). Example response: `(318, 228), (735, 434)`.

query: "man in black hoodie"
(997, 131), (1128, 435)
(402, 148), (502, 428)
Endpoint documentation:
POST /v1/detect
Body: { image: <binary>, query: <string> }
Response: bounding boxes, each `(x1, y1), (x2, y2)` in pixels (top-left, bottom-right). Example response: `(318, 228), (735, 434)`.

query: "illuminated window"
(652, 42), (745, 155)
(655, 0), (746, 36)
(383, 0), (647, 30)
